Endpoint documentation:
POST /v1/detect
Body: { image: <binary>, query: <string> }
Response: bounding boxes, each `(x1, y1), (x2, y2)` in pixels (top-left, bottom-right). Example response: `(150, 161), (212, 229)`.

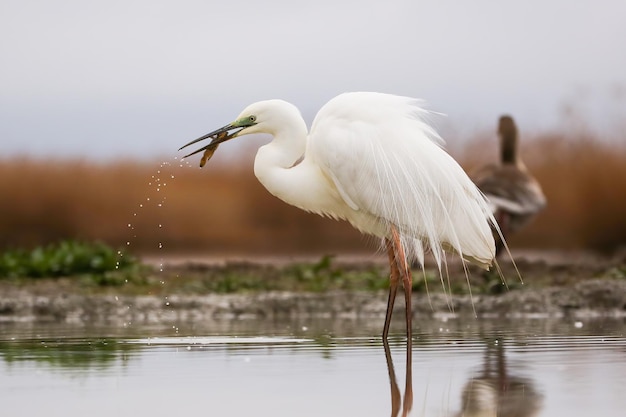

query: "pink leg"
(383, 239), (399, 340)
(383, 226), (413, 343)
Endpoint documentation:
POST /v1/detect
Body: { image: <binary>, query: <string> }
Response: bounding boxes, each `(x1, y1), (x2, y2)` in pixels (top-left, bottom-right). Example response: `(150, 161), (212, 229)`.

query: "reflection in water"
(0, 338), (136, 370)
(383, 336), (542, 417)
(455, 338), (542, 417)
(384, 339), (413, 417)
(1, 319), (625, 417)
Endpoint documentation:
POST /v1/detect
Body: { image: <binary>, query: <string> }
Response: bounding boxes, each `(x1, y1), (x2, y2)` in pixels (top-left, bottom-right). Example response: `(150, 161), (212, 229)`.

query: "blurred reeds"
(1, 130), (625, 255)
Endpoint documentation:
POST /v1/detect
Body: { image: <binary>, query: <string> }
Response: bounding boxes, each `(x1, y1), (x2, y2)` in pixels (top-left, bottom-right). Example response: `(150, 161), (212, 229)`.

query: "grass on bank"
(2, 240), (625, 296)
(0, 240), (145, 286)
(0, 241), (448, 294)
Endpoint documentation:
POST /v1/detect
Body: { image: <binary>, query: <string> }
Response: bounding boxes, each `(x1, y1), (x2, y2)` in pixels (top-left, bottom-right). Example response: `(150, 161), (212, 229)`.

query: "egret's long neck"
(253, 118), (313, 209)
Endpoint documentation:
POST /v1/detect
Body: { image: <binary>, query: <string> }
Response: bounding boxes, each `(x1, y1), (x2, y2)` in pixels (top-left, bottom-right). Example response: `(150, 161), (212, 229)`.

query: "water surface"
(1, 318), (625, 416)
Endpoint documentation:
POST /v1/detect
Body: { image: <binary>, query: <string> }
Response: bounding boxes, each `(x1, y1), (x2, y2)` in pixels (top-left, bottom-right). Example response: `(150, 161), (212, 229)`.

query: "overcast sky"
(1, 0), (625, 160)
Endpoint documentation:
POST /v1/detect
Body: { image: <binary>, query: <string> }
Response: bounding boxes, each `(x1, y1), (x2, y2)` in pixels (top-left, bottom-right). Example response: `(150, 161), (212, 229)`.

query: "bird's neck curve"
(253, 116), (312, 208)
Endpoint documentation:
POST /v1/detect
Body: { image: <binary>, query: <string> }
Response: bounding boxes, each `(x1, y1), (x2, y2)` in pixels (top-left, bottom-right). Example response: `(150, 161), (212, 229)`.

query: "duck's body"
(472, 116), (546, 255)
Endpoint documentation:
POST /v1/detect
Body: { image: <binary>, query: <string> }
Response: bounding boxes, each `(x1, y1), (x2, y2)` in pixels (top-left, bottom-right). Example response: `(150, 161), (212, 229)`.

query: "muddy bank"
(1, 251), (625, 324)
(1, 276), (625, 325)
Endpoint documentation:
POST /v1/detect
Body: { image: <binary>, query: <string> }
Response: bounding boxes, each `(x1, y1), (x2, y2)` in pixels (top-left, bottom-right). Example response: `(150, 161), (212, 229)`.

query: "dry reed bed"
(1, 133), (625, 254)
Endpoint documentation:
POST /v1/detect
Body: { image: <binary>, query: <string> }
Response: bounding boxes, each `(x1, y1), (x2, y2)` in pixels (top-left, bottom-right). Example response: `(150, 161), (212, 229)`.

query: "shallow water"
(1, 317), (625, 416)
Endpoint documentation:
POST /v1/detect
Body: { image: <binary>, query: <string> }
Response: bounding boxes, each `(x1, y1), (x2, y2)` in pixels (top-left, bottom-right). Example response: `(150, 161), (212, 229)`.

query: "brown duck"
(472, 115), (546, 256)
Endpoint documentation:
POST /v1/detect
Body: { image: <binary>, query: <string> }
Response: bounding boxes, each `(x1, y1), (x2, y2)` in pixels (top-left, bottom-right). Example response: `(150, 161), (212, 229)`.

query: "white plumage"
(250, 93), (496, 267)
(180, 92), (499, 341)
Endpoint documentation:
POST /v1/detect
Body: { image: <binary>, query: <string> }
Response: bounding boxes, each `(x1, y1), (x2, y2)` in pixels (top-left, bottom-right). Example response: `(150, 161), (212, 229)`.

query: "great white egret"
(179, 92), (498, 341)
(472, 115), (546, 256)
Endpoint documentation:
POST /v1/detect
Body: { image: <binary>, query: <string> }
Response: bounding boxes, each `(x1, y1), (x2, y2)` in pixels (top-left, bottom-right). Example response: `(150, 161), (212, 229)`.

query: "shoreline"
(1, 278), (625, 325)
(1, 251), (624, 325)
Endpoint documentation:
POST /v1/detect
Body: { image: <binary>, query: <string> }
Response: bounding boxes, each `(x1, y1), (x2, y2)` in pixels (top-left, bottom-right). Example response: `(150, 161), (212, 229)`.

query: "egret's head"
(178, 100), (300, 164)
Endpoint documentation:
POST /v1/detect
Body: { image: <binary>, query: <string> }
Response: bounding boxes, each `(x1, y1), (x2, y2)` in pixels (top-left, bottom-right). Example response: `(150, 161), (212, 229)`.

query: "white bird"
(179, 92), (498, 341)
(472, 115), (546, 256)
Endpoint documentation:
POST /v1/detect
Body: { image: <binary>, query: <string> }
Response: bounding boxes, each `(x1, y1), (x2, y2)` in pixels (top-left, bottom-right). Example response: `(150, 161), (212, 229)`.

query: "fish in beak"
(178, 123), (244, 167)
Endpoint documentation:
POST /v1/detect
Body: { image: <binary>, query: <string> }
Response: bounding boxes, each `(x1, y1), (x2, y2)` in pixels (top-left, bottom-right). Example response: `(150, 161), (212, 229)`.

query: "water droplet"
(574, 321), (583, 328)
(126, 241), (130, 246)
(158, 224), (162, 228)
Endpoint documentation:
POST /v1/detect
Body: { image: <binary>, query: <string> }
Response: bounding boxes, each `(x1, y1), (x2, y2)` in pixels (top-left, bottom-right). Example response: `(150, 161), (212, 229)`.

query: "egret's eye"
(249, 115), (256, 122)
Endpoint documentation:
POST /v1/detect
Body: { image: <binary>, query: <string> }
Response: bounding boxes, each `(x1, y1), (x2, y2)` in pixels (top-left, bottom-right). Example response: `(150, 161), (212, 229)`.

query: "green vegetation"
(162, 256), (503, 295)
(164, 256), (391, 294)
(0, 240), (139, 281)
(284, 255), (388, 292)
(0, 241), (623, 295)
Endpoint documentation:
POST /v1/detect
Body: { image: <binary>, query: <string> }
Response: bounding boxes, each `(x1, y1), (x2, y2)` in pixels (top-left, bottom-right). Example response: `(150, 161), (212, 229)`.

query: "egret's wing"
(309, 92), (496, 269)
